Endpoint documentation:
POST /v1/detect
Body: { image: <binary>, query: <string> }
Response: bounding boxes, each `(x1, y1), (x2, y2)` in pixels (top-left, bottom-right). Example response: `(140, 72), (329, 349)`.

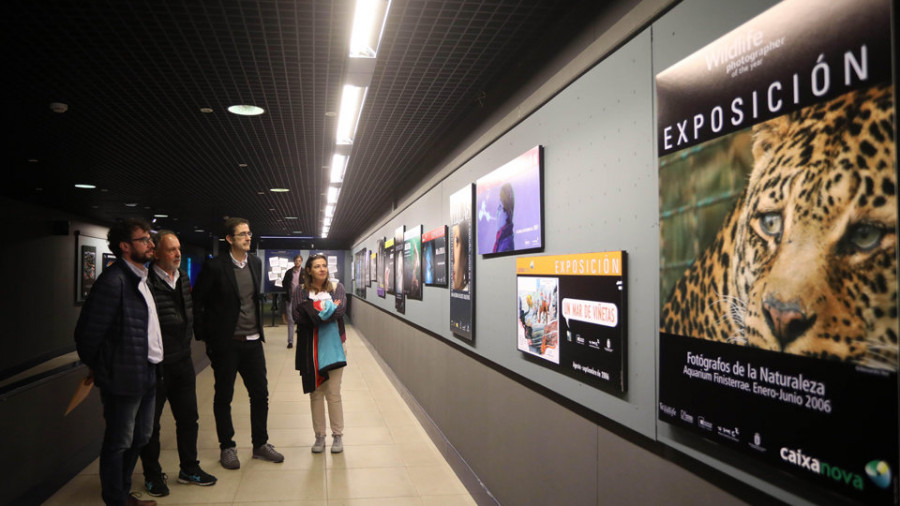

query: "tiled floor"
(45, 323), (476, 505)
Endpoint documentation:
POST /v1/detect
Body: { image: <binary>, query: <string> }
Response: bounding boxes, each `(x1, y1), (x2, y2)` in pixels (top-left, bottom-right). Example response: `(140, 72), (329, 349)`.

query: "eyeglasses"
(232, 231), (253, 238)
(130, 236), (153, 245)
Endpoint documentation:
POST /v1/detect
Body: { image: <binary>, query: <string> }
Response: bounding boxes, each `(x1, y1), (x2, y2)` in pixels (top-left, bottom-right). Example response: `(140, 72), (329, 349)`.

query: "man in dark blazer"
(75, 218), (162, 506)
(193, 217), (284, 470)
(281, 253), (303, 349)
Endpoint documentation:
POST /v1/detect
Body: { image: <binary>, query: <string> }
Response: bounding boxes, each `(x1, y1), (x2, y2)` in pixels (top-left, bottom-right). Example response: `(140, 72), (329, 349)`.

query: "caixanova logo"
(780, 447), (866, 490)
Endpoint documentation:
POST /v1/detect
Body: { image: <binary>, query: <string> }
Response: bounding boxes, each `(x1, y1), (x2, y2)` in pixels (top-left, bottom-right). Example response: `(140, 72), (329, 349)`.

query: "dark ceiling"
(3, 0), (605, 248)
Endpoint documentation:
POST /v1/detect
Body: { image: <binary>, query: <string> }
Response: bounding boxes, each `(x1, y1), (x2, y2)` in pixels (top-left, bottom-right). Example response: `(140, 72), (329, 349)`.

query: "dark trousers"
(208, 339), (269, 448)
(99, 386), (156, 506)
(139, 357), (199, 478)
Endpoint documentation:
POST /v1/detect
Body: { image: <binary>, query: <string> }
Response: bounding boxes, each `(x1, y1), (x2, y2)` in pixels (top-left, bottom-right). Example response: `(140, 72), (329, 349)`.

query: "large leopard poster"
(656, 0), (897, 503)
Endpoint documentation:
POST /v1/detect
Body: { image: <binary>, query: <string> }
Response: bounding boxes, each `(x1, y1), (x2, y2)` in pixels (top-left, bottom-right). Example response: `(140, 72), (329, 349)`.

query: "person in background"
(492, 183), (515, 253)
(292, 253), (348, 454)
(74, 218), (162, 506)
(452, 220), (470, 291)
(193, 217), (284, 470)
(140, 231), (217, 497)
(281, 254), (303, 349)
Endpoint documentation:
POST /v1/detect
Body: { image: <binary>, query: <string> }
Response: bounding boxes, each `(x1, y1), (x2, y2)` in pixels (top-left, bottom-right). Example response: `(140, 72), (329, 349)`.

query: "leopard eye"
(758, 212), (783, 238)
(846, 223), (884, 251)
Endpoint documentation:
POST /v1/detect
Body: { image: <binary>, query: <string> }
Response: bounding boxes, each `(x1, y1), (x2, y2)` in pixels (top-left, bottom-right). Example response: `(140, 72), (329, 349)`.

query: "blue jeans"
(99, 387), (156, 506)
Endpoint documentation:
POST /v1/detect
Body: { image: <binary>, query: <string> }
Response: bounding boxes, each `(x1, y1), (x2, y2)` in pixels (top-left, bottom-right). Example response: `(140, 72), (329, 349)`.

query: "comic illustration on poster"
(423, 225), (448, 287)
(403, 225), (423, 301)
(449, 184), (475, 341)
(517, 252), (626, 393)
(476, 145), (543, 256)
(656, 0), (897, 503)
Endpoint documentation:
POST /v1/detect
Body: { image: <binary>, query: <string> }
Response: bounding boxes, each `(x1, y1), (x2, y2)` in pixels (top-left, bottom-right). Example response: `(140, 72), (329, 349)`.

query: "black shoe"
(144, 473), (169, 497)
(287, 342), (293, 348)
(178, 466), (217, 486)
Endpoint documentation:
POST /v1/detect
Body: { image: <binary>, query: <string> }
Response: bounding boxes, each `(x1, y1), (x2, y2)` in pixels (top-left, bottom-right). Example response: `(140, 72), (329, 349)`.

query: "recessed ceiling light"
(257, 191), (265, 195)
(227, 104), (264, 116)
(125, 203), (138, 207)
(154, 214), (168, 218)
(270, 188), (289, 192)
(195, 229), (205, 233)
(74, 184), (95, 189)
(285, 216), (298, 220)
(238, 163), (248, 168)
(199, 107), (214, 113)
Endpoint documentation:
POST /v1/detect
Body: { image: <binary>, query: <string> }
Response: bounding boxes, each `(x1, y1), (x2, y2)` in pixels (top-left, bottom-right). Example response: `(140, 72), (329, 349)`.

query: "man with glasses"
(193, 217), (284, 470)
(75, 218), (163, 506)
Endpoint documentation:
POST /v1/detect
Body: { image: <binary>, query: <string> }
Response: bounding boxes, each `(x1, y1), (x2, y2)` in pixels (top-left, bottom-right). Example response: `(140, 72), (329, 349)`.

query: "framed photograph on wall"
(423, 225), (448, 287)
(75, 231), (113, 303)
(377, 238), (386, 298)
(656, 1), (896, 503)
(369, 248), (377, 285)
(403, 225), (423, 301)
(449, 184), (475, 342)
(384, 237), (395, 295)
(393, 225), (405, 299)
(476, 145), (544, 257)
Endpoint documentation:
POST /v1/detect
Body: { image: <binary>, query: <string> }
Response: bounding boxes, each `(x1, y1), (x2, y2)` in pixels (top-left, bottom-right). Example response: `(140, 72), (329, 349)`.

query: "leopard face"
(662, 84), (897, 370)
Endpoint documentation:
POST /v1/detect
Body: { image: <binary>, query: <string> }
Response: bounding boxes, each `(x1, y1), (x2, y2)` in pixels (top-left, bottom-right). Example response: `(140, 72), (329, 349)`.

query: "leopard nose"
(762, 298), (817, 349)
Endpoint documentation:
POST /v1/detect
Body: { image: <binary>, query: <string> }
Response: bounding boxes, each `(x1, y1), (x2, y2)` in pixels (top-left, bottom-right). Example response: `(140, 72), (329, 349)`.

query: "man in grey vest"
(193, 218), (284, 469)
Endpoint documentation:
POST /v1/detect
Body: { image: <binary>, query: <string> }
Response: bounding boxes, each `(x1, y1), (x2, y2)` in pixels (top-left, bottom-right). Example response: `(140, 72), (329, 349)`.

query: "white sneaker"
(331, 435), (343, 454)
(311, 435), (326, 454)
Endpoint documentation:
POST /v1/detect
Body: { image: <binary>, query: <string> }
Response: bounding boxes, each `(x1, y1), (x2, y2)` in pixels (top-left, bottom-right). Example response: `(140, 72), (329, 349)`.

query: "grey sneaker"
(311, 435), (326, 454)
(331, 435), (343, 454)
(252, 443), (285, 463)
(220, 447), (240, 469)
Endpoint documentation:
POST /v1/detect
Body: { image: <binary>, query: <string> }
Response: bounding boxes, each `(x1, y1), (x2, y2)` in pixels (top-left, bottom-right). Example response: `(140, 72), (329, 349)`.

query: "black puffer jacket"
(147, 266), (193, 364)
(74, 258), (157, 396)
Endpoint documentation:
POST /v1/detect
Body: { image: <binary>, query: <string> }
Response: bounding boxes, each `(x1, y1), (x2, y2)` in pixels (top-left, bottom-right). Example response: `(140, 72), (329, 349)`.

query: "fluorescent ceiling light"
(335, 85), (366, 145)
(227, 104), (264, 116)
(325, 204), (335, 218)
(349, 0), (391, 58)
(74, 184), (95, 189)
(331, 154), (348, 183)
(153, 214), (168, 218)
(270, 188), (290, 192)
(327, 186), (340, 204)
